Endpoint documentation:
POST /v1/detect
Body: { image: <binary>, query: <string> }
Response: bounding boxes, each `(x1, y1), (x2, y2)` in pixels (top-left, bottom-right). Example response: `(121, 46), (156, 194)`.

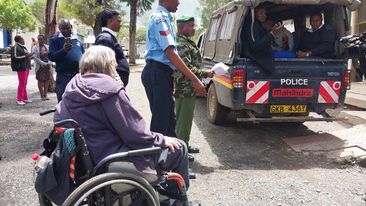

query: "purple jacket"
(54, 73), (165, 173)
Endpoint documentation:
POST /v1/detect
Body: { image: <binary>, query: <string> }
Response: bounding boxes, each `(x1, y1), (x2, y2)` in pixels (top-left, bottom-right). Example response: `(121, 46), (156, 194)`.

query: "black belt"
(146, 59), (173, 74)
(146, 59), (171, 68)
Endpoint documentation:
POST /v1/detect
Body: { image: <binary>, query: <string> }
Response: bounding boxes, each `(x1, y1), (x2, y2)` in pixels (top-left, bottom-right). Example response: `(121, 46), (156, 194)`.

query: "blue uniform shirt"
(145, 6), (177, 70)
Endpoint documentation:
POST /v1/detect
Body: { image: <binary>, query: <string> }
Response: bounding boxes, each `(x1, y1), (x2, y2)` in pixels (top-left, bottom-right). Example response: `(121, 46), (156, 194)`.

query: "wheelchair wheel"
(62, 172), (159, 206)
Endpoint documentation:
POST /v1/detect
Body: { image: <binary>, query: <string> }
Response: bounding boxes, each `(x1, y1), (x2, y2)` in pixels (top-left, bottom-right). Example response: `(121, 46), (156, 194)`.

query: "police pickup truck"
(201, 0), (361, 124)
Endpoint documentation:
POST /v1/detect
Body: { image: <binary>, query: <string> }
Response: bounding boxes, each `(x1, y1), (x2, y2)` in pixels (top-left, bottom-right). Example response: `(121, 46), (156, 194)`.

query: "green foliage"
(122, 0), (154, 14)
(58, 0), (103, 26)
(29, 0), (46, 25)
(0, 0), (36, 31)
(116, 15), (129, 41)
(57, 0), (76, 21)
(57, 0), (120, 27)
(136, 27), (146, 42)
(198, 0), (231, 29)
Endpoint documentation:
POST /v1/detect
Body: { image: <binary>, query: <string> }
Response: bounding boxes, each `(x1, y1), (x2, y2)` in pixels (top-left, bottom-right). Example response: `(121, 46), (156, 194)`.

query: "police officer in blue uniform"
(142, 0), (206, 140)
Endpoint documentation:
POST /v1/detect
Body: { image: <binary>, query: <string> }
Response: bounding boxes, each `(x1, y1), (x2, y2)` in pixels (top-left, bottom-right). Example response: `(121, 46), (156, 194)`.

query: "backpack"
(35, 127), (93, 205)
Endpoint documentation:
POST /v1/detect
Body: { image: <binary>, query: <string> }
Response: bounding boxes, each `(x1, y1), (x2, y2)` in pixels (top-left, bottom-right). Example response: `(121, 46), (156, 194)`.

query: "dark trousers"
(156, 140), (189, 189)
(117, 70), (130, 87)
(141, 60), (177, 137)
(56, 73), (76, 102)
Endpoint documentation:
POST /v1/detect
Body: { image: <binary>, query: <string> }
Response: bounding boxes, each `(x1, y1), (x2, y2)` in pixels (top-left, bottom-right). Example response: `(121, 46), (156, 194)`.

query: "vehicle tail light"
(232, 69), (245, 88)
(342, 70), (351, 90)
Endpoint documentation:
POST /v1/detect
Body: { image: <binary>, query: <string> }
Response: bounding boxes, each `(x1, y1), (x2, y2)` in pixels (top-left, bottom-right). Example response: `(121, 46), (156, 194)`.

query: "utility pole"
(349, 10), (359, 82)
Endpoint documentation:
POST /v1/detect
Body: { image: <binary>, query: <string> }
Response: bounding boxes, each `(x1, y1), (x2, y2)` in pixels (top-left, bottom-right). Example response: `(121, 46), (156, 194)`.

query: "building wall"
(0, 29), (4, 48)
(12, 28), (40, 51)
(358, 0), (366, 32)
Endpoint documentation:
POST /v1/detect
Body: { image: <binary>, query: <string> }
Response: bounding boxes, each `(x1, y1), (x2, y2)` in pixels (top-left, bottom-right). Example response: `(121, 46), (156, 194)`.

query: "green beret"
(176, 15), (195, 24)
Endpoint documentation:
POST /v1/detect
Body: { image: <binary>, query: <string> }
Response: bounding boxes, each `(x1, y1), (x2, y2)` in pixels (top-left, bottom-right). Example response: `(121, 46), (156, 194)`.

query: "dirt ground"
(0, 65), (365, 206)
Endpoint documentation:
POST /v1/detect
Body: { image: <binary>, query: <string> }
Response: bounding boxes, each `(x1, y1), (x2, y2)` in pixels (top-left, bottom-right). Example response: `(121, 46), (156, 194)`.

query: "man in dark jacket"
(241, 6), (283, 74)
(95, 9), (130, 86)
(297, 13), (336, 58)
(48, 19), (84, 102)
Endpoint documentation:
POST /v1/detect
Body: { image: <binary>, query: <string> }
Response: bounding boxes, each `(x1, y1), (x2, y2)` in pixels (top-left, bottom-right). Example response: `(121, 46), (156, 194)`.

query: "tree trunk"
(129, 0), (137, 64)
(45, 0), (58, 39)
(45, 0), (57, 93)
(93, 12), (103, 37)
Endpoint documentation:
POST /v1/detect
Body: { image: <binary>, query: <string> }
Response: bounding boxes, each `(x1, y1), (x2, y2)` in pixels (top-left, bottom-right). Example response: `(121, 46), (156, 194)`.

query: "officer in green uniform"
(174, 16), (213, 154)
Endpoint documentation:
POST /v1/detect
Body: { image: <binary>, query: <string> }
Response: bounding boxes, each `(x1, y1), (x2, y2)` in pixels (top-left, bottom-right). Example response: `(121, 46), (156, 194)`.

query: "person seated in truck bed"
(241, 6), (283, 74)
(262, 19), (295, 58)
(296, 12), (336, 58)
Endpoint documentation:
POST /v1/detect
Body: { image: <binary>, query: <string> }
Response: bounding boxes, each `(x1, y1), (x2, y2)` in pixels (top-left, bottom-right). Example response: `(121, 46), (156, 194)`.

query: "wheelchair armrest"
(127, 147), (162, 157)
(92, 147), (162, 176)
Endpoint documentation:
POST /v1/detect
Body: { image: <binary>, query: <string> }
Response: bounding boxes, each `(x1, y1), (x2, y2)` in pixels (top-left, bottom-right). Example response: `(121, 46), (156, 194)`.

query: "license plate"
(270, 105), (307, 113)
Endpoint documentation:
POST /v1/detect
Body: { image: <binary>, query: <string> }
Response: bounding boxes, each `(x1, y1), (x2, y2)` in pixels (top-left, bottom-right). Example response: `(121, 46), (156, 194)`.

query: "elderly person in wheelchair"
(51, 45), (197, 206)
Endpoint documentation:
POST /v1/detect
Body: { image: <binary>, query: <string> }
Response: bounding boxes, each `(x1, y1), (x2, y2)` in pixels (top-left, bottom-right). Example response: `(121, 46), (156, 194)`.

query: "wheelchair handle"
(92, 147), (162, 176)
(39, 109), (56, 116)
(54, 119), (80, 128)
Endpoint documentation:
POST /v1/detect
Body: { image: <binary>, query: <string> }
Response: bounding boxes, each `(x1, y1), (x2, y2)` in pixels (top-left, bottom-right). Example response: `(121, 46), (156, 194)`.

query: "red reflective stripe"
(246, 81), (269, 104)
(319, 83), (335, 103)
(159, 30), (170, 36)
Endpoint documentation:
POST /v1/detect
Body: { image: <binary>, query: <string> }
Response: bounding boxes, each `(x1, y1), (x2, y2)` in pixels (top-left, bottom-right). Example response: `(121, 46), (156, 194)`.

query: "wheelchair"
(36, 110), (189, 206)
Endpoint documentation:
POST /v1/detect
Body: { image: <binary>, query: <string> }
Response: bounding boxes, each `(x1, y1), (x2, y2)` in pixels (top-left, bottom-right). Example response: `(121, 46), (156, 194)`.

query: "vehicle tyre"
(62, 173), (159, 206)
(207, 84), (230, 125)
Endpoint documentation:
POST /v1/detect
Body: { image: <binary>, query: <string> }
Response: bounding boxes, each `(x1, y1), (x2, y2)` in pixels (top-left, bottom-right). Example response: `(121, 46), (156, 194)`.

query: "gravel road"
(0, 64), (365, 206)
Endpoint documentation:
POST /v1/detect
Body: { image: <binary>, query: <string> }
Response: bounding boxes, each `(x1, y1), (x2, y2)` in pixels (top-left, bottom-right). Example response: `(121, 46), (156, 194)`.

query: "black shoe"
(189, 173), (196, 179)
(188, 154), (195, 162)
(188, 146), (200, 154)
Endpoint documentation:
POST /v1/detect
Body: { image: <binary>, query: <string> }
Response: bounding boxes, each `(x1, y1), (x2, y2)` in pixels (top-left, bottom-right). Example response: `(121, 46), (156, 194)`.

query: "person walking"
(11, 35), (33, 105)
(48, 19), (84, 102)
(32, 35), (52, 100)
(174, 16), (213, 154)
(141, 0), (206, 156)
(95, 9), (130, 86)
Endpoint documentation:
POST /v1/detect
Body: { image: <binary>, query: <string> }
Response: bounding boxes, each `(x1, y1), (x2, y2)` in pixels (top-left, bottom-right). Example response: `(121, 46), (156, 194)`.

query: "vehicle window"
(208, 17), (221, 41)
(219, 11), (236, 40)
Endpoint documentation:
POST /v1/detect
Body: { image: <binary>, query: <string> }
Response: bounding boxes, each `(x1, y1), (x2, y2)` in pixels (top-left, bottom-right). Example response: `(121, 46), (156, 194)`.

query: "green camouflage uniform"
(174, 33), (208, 146)
(174, 34), (208, 98)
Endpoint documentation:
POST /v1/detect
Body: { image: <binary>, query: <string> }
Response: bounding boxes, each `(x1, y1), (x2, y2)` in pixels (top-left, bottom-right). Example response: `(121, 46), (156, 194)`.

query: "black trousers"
(141, 60), (177, 137)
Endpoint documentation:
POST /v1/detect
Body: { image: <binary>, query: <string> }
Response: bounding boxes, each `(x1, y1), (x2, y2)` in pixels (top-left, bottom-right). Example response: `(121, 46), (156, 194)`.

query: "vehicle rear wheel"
(207, 84), (230, 125)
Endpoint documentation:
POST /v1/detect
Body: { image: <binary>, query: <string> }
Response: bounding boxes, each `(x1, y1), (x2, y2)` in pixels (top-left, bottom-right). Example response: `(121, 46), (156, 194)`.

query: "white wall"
(0, 29), (4, 48)
(12, 28), (39, 51)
